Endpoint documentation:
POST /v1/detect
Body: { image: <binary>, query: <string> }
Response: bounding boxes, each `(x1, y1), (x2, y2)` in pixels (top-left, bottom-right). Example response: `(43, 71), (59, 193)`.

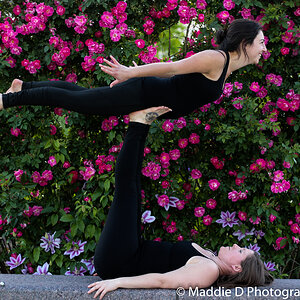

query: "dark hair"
(215, 252), (274, 288)
(215, 19), (263, 59)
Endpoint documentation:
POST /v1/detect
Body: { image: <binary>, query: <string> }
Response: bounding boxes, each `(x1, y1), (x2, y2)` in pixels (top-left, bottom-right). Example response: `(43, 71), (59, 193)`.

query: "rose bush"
(0, 0), (299, 278)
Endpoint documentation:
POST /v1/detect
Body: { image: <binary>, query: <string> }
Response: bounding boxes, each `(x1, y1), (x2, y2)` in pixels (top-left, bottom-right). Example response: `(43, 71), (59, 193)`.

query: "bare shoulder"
(194, 49), (226, 62)
(193, 50), (226, 74)
(171, 49), (226, 76)
(186, 257), (219, 286)
(160, 257), (219, 289)
(196, 259), (219, 286)
(205, 258), (220, 274)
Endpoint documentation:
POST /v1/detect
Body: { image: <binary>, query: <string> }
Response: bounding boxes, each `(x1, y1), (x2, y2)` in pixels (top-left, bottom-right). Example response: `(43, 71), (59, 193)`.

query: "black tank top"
(133, 240), (209, 276)
(142, 50), (230, 119)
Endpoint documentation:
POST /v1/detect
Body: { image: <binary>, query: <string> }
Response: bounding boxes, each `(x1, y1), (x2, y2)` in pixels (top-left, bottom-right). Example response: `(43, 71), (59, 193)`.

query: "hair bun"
(215, 28), (227, 45)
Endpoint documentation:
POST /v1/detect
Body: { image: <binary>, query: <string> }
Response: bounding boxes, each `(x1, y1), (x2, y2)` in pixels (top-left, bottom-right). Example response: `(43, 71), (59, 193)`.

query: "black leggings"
(93, 121), (148, 278)
(93, 122), (202, 279)
(2, 78), (177, 118)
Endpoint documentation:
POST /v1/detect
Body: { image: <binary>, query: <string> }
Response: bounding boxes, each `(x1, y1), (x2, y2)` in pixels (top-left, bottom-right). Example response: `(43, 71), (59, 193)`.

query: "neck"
(210, 256), (234, 276)
(227, 51), (250, 74)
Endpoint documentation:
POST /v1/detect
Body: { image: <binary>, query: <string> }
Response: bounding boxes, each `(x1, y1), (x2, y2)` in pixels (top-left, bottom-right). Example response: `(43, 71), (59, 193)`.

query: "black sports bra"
(142, 50), (230, 119)
(170, 50), (230, 114)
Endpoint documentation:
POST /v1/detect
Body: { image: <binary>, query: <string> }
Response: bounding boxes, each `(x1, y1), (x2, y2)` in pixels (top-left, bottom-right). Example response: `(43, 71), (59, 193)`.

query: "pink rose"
(206, 198), (217, 209)
(56, 5), (65, 16)
(280, 47), (290, 55)
(157, 195), (169, 207)
(48, 156), (57, 167)
(194, 207), (205, 217)
(208, 179), (220, 191)
(203, 215), (212, 226)
(14, 169), (24, 182)
(249, 82), (260, 92)
(191, 169), (202, 179)
(269, 214), (277, 223)
(135, 39), (145, 48)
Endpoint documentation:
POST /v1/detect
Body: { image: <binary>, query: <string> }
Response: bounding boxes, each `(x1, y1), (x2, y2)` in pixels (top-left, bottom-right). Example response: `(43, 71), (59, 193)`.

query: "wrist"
(129, 66), (139, 79)
(114, 278), (122, 288)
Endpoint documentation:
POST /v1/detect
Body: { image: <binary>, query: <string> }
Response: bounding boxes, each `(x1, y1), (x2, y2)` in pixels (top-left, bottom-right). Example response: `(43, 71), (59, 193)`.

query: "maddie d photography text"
(175, 286), (300, 299)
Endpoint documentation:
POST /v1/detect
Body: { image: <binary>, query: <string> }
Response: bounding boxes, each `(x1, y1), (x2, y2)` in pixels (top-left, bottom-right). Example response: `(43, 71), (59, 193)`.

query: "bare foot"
(129, 106), (172, 125)
(5, 79), (23, 94)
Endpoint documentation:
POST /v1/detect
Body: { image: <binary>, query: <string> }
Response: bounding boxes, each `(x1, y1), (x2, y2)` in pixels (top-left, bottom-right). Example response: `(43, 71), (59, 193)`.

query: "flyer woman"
(0, 19), (267, 119)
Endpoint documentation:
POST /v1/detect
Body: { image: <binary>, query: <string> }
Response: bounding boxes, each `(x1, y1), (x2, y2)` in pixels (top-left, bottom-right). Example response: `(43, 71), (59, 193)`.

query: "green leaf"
(33, 247), (40, 262)
(85, 224), (95, 239)
(92, 189), (102, 201)
(51, 214), (59, 226)
(78, 219), (85, 232)
(53, 140), (60, 151)
(264, 234), (273, 245)
(104, 179), (110, 192)
(60, 214), (74, 222)
(71, 223), (78, 237)
(56, 255), (63, 268)
(257, 207), (263, 215)
(44, 140), (52, 149)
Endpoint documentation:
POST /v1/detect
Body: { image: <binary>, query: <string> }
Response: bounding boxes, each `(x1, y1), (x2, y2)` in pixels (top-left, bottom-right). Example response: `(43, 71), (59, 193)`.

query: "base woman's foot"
(5, 79), (23, 94)
(129, 106), (172, 125)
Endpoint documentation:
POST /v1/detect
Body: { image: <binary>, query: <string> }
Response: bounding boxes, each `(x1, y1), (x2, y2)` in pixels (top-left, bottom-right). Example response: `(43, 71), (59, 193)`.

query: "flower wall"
(0, 0), (299, 278)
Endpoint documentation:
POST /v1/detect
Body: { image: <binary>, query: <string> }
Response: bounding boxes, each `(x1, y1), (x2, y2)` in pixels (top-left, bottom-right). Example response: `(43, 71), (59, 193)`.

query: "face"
(218, 244), (254, 272)
(245, 30), (267, 64)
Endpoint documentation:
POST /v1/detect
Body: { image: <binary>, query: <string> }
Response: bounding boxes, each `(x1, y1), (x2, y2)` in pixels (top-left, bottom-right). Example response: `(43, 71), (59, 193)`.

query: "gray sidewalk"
(0, 274), (299, 299)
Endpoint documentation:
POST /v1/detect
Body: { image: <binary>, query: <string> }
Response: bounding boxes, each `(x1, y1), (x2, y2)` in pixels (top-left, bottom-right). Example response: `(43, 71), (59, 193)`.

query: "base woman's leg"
(93, 106), (171, 279)
(2, 78), (145, 116)
(93, 121), (149, 279)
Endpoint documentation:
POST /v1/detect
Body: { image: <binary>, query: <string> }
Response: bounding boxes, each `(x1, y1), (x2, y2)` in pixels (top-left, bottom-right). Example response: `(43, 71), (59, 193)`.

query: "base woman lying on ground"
(87, 106), (273, 299)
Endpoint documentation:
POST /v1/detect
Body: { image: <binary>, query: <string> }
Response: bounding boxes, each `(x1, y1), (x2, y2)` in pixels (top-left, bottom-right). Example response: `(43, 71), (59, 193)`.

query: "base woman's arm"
(87, 260), (219, 299)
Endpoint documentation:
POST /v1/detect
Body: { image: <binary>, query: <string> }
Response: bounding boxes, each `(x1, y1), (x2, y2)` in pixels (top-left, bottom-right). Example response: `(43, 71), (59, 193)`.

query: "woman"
(0, 19), (267, 118)
(87, 106), (273, 300)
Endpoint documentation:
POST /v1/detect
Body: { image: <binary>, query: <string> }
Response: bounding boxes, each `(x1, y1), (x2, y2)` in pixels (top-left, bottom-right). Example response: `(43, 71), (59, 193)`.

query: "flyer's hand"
(129, 61), (138, 68)
(99, 56), (137, 88)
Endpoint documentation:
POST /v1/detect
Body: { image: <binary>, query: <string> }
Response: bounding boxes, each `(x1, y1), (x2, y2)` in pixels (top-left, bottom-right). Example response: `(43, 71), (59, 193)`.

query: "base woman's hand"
(87, 279), (119, 299)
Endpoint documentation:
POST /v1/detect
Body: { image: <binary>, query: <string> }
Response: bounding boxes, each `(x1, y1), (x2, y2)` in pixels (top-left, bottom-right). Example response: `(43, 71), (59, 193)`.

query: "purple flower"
(81, 258), (95, 275)
(21, 264), (29, 274)
(65, 266), (86, 276)
(216, 211), (239, 228)
(141, 210), (156, 224)
(40, 232), (61, 254)
(233, 228), (255, 241)
(254, 230), (265, 239)
(248, 243), (261, 254)
(5, 254), (26, 270)
(264, 261), (276, 272)
(33, 262), (52, 275)
(64, 240), (87, 259)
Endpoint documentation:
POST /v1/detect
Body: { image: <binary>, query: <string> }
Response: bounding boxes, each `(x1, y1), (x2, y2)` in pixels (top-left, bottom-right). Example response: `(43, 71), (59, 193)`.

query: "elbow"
(159, 274), (172, 289)
(160, 276), (183, 289)
(158, 274), (168, 288)
(165, 62), (178, 77)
